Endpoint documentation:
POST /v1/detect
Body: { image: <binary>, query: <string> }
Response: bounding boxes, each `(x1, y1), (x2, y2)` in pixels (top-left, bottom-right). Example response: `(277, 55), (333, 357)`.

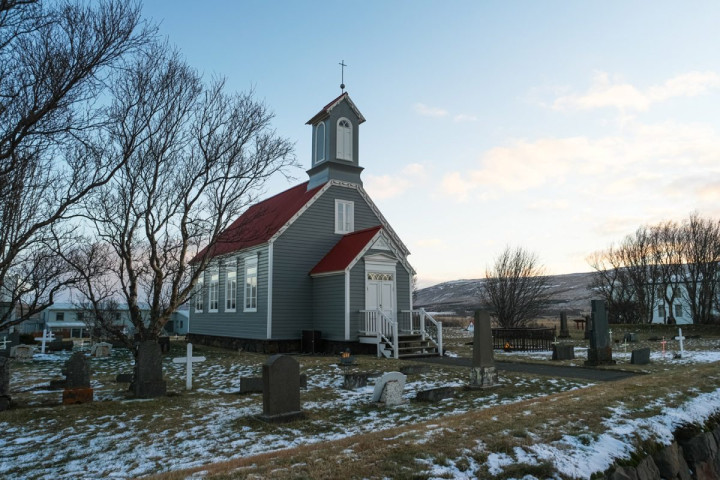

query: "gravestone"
(631, 348), (651, 365)
(257, 355), (304, 422)
(371, 371), (407, 406)
(10, 344), (34, 360)
(158, 336), (170, 354)
(0, 331), (21, 357)
(585, 300), (615, 366)
(469, 310), (498, 388)
(559, 312), (570, 339)
(552, 343), (575, 360)
(623, 333), (638, 343)
(415, 386), (456, 402)
(0, 357), (10, 411)
(132, 341), (167, 398)
(90, 342), (112, 358)
(172, 343), (206, 390)
(62, 352), (93, 404)
(239, 374), (307, 394)
(584, 313), (592, 340)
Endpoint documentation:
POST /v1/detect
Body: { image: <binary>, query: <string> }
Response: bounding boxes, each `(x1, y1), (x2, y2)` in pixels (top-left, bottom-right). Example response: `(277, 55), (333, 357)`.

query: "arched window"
(315, 122), (325, 164)
(336, 118), (352, 161)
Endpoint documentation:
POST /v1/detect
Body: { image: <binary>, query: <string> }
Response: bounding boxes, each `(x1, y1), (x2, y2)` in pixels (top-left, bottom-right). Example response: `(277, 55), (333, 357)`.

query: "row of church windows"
(657, 304), (683, 318)
(315, 117), (353, 164)
(195, 257), (257, 314)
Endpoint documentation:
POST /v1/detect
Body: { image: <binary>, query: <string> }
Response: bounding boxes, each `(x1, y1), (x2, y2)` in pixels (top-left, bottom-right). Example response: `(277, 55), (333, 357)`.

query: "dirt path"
(412, 356), (639, 382)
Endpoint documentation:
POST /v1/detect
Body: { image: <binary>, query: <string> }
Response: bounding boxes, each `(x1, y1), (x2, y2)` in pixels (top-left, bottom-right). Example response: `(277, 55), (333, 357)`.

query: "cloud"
(453, 113), (478, 123)
(364, 163), (427, 200)
(414, 103), (448, 117)
(527, 199), (569, 211)
(553, 71), (720, 112)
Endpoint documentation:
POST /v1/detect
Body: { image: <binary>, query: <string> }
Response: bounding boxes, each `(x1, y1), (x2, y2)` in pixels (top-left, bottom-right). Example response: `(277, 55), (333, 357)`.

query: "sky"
(141, 1), (720, 288)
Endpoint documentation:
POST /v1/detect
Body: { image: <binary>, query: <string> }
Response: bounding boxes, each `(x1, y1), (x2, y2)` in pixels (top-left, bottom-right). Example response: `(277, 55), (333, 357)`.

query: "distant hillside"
(415, 272), (599, 316)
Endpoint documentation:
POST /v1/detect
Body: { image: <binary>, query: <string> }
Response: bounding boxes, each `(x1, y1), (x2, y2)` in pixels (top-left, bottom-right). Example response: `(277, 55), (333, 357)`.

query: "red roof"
(310, 226), (382, 275)
(200, 182), (323, 260)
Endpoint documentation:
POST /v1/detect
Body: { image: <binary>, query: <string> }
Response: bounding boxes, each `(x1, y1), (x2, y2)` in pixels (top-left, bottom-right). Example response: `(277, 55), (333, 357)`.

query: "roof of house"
(305, 92), (366, 126)
(310, 226), (383, 275)
(201, 181), (324, 260)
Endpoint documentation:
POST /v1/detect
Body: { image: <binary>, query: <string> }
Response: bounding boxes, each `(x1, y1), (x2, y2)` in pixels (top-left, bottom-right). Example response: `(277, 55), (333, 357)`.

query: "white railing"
(360, 309), (399, 359)
(401, 308), (443, 356)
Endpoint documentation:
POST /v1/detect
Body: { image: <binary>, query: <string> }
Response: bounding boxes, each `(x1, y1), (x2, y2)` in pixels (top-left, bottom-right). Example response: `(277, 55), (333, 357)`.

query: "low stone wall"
(605, 417), (720, 480)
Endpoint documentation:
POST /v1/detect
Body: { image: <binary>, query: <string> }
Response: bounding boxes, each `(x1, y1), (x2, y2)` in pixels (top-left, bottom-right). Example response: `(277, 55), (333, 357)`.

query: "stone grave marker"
(172, 343), (206, 391)
(62, 352), (93, 404)
(0, 332), (20, 358)
(132, 340), (167, 398)
(469, 310), (498, 388)
(631, 348), (651, 365)
(239, 373), (307, 394)
(623, 333), (638, 343)
(552, 343), (575, 360)
(34, 329), (55, 354)
(257, 354), (304, 422)
(559, 312), (570, 338)
(585, 300), (615, 366)
(10, 344), (34, 360)
(0, 357), (10, 411)
(415, 386), (456, 402)
(674, 328), (685, 359)
(584, 314), (592, 340)
(371, 371), (407, 406)
(90, 342), (112, 358)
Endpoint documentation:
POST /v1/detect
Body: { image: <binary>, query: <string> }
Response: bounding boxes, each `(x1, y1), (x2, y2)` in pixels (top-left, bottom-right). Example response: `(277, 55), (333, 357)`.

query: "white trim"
(344, 270), (350, 341)
(336, 117), (353, 161)
(314, 121), (325, 165)
(266, 242), (274, 339)
(364, 256), (397, 323)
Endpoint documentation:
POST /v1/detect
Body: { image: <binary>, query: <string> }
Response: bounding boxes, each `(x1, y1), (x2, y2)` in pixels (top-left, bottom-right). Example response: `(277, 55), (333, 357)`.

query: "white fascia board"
(354, 184), (411, 256)
(309, 270), (345, 278)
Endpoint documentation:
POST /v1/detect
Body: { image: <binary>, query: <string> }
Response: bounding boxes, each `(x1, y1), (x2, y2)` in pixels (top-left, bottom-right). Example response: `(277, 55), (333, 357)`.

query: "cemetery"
(0, 312), (719, 479)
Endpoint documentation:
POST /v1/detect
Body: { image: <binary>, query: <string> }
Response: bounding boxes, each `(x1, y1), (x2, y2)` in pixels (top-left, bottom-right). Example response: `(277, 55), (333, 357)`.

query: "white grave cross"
(172, 343), (206, 390)
(674, 327), (686, 359)
(34, 329), (55, 354)
(0, 336), (10, 350)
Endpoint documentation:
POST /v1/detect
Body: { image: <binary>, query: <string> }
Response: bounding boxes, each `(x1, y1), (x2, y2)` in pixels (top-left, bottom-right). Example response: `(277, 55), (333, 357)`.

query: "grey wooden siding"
(396, 264), (411, 312)
(349, 262), (366, 337)
(189, 245), (269, 340)
(272, 185), (382, 340)
(311, 275), (345, 340)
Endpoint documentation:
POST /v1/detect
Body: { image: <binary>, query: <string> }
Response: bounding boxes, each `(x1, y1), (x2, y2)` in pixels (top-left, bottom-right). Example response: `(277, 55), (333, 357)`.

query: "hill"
(415, 271), (598, 316)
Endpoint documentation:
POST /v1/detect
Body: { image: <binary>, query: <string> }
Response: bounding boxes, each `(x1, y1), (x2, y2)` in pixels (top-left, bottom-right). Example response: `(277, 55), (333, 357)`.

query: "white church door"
(366, 272), (395, 337)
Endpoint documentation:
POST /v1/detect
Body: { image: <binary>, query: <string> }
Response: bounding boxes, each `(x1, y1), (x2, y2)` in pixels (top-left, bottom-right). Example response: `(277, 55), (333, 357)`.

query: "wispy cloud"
(414, 103), (449, 117)
(364, 163), (427, 200)
(454, 113), (478, 123)
(553, 71), (720, 112)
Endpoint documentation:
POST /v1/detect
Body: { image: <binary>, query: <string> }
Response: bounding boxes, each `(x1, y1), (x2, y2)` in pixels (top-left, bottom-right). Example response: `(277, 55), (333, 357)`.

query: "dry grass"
(145, 362), (720, 480)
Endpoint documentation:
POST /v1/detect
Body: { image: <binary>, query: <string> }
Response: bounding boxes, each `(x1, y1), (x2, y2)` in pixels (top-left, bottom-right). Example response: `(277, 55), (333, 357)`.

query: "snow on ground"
(2, 341), (720, 479)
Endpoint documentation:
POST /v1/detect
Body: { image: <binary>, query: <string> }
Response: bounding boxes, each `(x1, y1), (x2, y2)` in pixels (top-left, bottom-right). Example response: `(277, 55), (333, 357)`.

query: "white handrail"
(360, 309), (398, 359)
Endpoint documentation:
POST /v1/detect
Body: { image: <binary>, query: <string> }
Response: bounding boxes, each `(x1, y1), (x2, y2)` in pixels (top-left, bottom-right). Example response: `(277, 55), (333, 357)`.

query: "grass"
(3, 324), (720, 479)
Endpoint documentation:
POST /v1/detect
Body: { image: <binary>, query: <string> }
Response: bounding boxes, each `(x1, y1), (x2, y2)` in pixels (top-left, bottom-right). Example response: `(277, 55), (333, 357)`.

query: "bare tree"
(71, 44), (295, 355)
(587, 247), (643, 324)
(680, 213), (720, 324)
(0, 0), (152, 330)
(481, 246), (554, 328)
(650, 221), (685, 324)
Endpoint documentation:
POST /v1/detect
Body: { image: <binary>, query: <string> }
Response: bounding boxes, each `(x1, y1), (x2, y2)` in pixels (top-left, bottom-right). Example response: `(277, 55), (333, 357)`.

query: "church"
(188, 92), (442, 358)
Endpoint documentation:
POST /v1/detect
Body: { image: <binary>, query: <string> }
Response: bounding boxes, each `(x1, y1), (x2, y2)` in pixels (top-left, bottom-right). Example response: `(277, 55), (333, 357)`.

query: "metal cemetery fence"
(491, 327), (556, 352)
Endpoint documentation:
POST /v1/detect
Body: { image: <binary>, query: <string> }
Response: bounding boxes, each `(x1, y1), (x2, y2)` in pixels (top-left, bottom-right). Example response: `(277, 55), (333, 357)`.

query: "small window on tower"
(315, 122), (325, 164)
(336, 118), (352, 161)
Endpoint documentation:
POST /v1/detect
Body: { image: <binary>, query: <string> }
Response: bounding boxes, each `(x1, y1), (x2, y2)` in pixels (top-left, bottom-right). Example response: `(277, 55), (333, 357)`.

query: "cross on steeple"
(339, 60), (347, 92)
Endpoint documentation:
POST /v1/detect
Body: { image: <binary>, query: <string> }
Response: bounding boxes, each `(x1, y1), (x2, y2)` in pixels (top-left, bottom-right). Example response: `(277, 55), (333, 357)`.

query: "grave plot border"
(491, 327), (556, 352)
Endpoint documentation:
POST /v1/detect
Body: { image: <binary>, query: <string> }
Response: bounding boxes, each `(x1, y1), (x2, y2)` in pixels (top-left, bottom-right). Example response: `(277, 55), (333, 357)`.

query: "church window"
(209, 273), (219, 312)
(194, 278), (204, 312)
(658, 305), (666, 318)
(675, 304), (683, 317)
(336, 118), (352, 161)
(244, 257), (258, 312)
(226, 270), (237, 312)
(315, 122), (325, 164)
(335, 199), (354, 234)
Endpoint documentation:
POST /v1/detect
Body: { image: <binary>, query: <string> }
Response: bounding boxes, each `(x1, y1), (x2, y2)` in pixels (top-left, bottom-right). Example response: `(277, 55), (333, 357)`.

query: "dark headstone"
(559, 312), (570, 339)
(584, 314), (592, 340)
(623, 333), (638, 343)
(399, 364), (431, 375)
(631, 348), (651, 365)
(62, 352), (93, 404)
(470, 310), (498, 388)
(585, 300), (615, 366)
(415, 386), (457, 402)
(552, 343), (575, 361)
(257, 355), (304, 422)
(132, 340), (167, 398)
(49, 379), (66, 390)
(116, 373), (134, 383)
(342, 372), (370, 390)
(0, 356), (10, 411)
(158, 336), (170, 354)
